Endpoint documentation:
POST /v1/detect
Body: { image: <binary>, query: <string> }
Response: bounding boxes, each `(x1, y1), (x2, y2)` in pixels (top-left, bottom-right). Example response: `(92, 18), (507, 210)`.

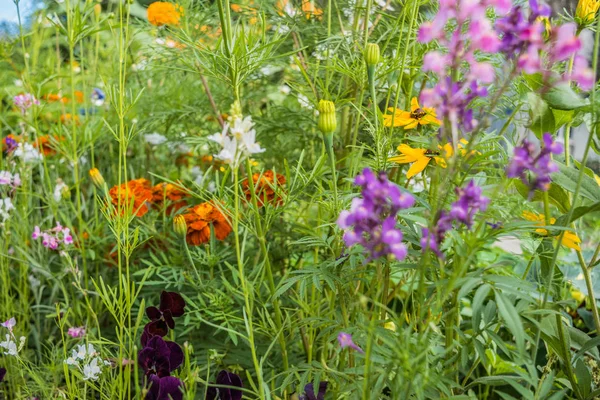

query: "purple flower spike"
(146, 291), (186, 337)
(507, 133), (562, 196)
(205, 370), (243, 400)
(337, 332), (364, 353)
(300, 381), (328, 400)
(138, 336), (183, 378)
(337, 168), (414, 261)
(421, 181), (488, 258)
(146, 375), (183, 400)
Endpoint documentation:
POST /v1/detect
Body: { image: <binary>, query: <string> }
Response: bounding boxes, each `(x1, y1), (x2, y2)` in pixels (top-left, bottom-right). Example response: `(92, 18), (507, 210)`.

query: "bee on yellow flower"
(383, 97), (441, 129)
(389, 139), (471, 178)
(576, 0), (600, 26)
(522, 211), (582, 250)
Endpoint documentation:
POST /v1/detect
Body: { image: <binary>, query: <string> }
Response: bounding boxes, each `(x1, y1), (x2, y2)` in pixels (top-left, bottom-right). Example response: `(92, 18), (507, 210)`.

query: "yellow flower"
(595, 174), (600, 186)
(576, 0), (600, 25)
(522, 211), (582, 251)
(389, 140), (471, 178)
(383, 97), (441, 129)
(147, 2), (183, 27)
(570, 287), (586, 303)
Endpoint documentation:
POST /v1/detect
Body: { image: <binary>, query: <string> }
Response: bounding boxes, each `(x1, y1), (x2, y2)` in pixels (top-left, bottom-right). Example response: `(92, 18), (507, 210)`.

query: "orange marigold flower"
(182, 202), (232, 246)
(152, 182), (189, 214)
(74, 90), (84, 103)
(108, 179), (154, 217)
(241, 170), (286, 207)
(44, 94), (69, 103)
(147, 2), (183, 26)
(60, 113), (80, 125)
(301, 0), (322, 19)
(34, 135), (63, 156)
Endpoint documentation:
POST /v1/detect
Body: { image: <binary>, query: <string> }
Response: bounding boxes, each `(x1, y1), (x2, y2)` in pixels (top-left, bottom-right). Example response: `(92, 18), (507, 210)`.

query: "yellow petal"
(406, 156), (431, 178)
(420, 114), (441, 125)
(403, 120), (419, 130)
(560, 231), (581, 251)
(434, 156), (447, 168)
(410, 97), (420, 112)
(397, 144), (427, 160)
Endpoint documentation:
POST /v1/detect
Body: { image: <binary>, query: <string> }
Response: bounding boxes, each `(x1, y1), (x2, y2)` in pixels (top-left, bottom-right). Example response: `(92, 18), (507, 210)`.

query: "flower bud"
(576, 0), (600, 25)
(364, 43), (380, 66)
(229, 100), (243, 120)
(317, 100), (337, 134)
(173, 215), (187, 237)
(89, 168), (105, 188)
(94, 3), (102, 17)
(61, 184), (71, 199)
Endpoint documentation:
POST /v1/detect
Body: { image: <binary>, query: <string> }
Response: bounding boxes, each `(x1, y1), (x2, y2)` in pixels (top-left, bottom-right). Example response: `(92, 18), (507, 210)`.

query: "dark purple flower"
(205, 370), (243, 400)
(3, 136), (17, 154)
(0, 367), (6, 383)
(146, 291), (186, 337)
(337, 168), (414, 261)
(146, 375), (183, 400)
(507, 133), (562, 196)
(300, 381), (328, 400)
(138, 336), (184, 377)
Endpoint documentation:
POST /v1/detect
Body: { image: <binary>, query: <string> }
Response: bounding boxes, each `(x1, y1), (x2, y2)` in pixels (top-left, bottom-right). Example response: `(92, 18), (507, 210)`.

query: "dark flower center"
(410, 108), (427, 120)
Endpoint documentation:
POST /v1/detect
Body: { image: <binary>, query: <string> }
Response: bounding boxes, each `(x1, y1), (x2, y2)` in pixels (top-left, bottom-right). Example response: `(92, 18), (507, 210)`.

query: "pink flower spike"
(2, 317), (16, 331)
(337, 332), (364, 353)
(552, 23), (581, 62)
(470, 62), (495, 84)
(32, 226), (41, 240)
(423, 52), (447, 74)
(67, 326), (86, 338)
(570, 56), (595, 91)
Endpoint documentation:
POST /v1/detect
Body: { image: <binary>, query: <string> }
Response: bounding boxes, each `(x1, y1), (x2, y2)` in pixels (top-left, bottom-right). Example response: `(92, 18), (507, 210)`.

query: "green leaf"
(554, 202), (600, 227)
(552, 109), (574, 130)
(494, 291), (525, 353)
(551, 161), (600, 202)
(543, 83), (589, 110)
(513, 181), (570, 213)
(528, 93), (555, 137)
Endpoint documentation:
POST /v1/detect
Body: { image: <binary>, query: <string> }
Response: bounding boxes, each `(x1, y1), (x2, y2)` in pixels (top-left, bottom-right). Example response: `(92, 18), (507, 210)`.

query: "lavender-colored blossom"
(3, 136), (17, 154)
(418, 0), (504, 136)
(337, 168), (414, 261)
(1, 318), (16, 332)
(13, 93), (39, 114)
(507, 133), (563, 195)
(205, 370), (243, 400)
(300, 381), (328, 400)
(495, 2), (593, 89)
(449, 180), (490, 228)
(32, 222), (73, 250)
(421, 181), (489, 257)
(146, 375), (183, 400)
(67, 327), (86, 338)
(337, 332), (364, 353)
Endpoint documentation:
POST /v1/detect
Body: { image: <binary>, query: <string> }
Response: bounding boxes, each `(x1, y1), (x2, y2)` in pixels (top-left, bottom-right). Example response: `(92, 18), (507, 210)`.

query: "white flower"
(279, 85), (291, 95)
(14, 79), (23, 87)
(207, 123), (230, 146)
(14, 143), (43, 163)
(0, 198), (15, 221)
(240, 129), (266, 155)
(0, 334), (18, 356)
(229, 116), (255, 140)
(0, 171), (12, 185)
(82, 358), (102, 381)
(297, 94), (313, 109)
(214, 136), (239, 165)
(144, 133), (167, 145)
(53, 179), (68, 202)
(374, 0), (394, 10)
(28, 275), (41, 288)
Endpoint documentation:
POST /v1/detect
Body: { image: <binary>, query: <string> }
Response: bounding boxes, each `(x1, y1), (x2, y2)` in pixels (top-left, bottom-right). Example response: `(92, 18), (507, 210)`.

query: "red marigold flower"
(241, 170), (286, 207)
(108, 178), (154, 217)
(182, 202), (231, 246)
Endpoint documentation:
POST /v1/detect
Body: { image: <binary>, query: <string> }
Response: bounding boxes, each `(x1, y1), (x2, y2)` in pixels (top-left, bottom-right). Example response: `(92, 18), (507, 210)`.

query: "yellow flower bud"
(229, 100), (243, 120)
(571, 287), (586, 303)
(364, 43), (380, 66)
(173, 215), (187, 237)
(317, 100), (337, 134)
(94, 3), (102, 17)
(576, 0), (600, 25)
(88, 168), (105, 188)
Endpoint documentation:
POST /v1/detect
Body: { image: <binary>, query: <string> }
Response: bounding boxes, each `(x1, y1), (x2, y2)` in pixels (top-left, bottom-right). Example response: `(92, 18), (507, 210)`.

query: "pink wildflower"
(337, 332), (364, 353)
(67, 327), (86, 338)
